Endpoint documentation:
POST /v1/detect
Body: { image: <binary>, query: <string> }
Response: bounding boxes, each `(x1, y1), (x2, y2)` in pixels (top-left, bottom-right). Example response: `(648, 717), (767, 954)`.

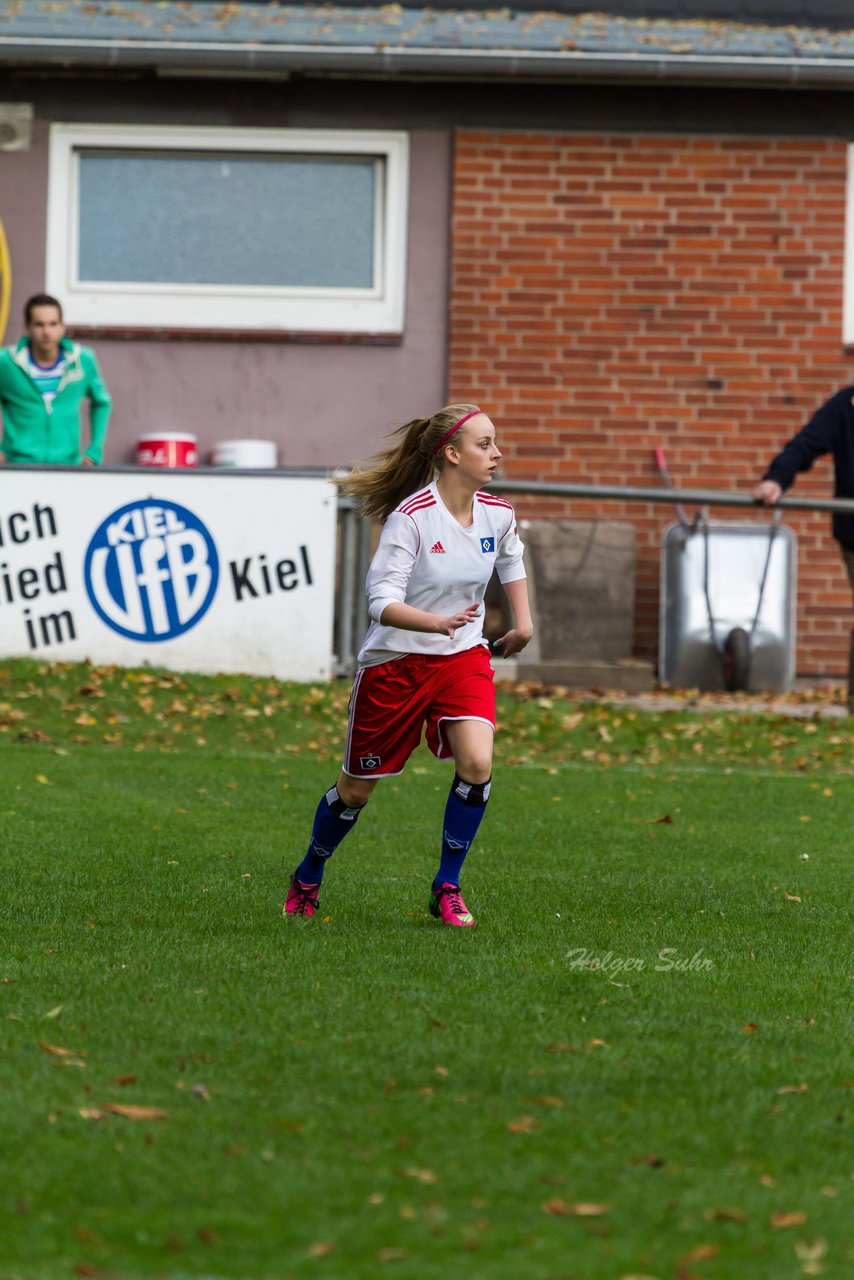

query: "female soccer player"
(284, 403), (533, 927)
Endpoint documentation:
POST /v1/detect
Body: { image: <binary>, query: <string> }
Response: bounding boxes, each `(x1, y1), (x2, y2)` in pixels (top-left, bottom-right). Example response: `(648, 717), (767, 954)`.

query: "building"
(3, 0), (854, 674)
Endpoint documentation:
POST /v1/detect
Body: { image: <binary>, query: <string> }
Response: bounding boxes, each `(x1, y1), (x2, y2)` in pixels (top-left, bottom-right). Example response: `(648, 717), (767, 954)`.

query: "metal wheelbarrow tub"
(659, 520), (796, 694)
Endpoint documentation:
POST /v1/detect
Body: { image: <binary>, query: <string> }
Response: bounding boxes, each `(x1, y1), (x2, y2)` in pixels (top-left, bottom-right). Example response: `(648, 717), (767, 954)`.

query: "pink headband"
(433, 409), (481, 456)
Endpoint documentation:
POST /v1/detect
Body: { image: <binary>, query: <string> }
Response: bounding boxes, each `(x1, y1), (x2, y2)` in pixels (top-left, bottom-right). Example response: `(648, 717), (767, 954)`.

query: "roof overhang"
(3, 2), (854, 88)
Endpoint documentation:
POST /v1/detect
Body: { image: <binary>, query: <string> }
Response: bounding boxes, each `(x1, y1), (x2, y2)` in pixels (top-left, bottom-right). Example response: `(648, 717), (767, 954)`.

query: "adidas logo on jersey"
(430, 541), (446, 554)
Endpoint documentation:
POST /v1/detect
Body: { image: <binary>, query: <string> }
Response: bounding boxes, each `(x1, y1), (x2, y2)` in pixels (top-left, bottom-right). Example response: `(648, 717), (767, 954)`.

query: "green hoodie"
(0, 335), (112, 465)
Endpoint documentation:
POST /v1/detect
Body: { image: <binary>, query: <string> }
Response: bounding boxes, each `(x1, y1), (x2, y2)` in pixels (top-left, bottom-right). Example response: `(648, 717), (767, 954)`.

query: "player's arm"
(380, 599), (480, 639)
(493, 577), (533, 657)
(491, 509), (533, 657)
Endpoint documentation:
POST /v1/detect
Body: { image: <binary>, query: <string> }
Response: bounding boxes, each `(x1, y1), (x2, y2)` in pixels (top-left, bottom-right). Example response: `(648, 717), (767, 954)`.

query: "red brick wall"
(449, 131), (853, 676)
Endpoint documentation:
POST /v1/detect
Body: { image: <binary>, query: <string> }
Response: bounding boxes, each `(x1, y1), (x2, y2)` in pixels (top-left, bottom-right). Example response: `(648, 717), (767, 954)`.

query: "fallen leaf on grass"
(545, 1042), (581, 1053)
(526, 1095), (564, 1108)
(44, 1005), (64, 1019)
(678, 1244), (719, 1263)
(704, 1206), (747, 1222)
(771, 1211), (807, 1228)
(777, 1082), (809, 1094)
(308, 1242), (336, 1258)
(401, 1166), (438, 1184)
(74, 1225), (102, 1244)
(35, 774), (52, 785)
(542, 1199), (611, 1216)
(114, 1074), (137, 1086)
(795, 1237), (828, 1267)
(100, 1103), (169, 1121)
(39, 1040), (84, 1059)
(507, 1115), (538, 1133)
(742, 1022), (759, 1033)
(784, 893), (802, 902)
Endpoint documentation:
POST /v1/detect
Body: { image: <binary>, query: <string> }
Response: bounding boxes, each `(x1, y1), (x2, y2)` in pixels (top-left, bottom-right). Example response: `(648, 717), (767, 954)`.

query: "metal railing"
(490, 479), (854, 515)
(332, 476), (854, 673)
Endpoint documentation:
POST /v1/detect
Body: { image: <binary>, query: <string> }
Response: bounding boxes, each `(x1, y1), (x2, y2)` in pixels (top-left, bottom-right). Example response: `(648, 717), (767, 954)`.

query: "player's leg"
(284, 659), (425, 919)
(423, 648), (497, 927)
(285, 771), (378, 916)
(429, 717), (494, 928)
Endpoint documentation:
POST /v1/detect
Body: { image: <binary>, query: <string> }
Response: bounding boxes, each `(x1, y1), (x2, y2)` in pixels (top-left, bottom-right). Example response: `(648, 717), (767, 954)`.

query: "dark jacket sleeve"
(763, 391), (848, 491)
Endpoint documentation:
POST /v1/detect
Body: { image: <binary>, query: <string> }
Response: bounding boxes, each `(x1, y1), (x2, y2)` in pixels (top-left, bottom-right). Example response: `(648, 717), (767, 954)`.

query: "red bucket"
(136, 432), (198, 468)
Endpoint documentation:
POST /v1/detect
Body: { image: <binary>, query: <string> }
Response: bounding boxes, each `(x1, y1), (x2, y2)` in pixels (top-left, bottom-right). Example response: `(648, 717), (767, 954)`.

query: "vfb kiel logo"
(84, 499), (219, 642)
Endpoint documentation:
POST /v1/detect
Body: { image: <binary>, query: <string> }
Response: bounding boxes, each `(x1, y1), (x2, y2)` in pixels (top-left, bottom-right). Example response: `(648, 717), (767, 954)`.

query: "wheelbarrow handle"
(653, 444), (692, 529)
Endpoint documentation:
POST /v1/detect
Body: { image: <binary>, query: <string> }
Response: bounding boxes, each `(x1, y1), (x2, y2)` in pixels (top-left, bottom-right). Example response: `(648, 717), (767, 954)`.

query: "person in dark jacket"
(754, 386), (854, 708)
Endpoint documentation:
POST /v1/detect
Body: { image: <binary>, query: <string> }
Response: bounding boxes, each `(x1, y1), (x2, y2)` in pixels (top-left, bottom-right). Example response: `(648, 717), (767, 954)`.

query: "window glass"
(78, 152), (376, 289)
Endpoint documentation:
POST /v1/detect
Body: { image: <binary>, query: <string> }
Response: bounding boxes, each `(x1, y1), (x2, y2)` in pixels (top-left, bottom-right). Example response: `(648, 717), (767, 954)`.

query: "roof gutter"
(3, 37), (854, 88)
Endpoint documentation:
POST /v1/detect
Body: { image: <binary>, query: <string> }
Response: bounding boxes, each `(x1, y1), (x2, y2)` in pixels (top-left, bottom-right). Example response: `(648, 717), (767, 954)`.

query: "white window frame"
(46, 123), (409, 334)
(845, 144), (854, 345)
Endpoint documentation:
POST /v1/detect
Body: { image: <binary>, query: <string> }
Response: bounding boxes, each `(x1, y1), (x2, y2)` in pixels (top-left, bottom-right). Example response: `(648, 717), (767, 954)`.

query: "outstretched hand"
(437, 603), (481, 641)
(754, 479), (782, 505)
(492, 626), (533, 658)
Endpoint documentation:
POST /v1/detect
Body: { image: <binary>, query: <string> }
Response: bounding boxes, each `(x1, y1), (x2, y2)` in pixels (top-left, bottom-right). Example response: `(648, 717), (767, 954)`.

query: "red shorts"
(343, 646), (496, 778)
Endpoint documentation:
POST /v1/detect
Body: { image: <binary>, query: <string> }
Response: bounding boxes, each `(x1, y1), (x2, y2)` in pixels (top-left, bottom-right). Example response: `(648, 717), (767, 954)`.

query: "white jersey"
(357, 480), (526, 666)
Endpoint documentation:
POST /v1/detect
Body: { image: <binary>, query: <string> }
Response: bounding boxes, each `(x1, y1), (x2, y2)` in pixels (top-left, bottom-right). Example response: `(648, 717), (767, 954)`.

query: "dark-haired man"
(0, 293), (111, 465)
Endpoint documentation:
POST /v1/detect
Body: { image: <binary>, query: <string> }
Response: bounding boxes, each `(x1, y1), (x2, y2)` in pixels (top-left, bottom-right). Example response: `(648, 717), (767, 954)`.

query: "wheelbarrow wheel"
(722, 626), (751, 692)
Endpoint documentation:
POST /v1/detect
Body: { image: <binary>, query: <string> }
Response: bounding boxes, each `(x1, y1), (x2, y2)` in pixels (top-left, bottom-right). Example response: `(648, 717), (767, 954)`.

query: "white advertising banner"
(0, 469), (337, 681)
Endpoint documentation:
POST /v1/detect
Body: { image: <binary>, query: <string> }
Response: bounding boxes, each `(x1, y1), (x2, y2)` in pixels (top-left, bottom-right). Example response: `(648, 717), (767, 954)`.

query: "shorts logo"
(84, 498), (219, 642)
(360, 753), (382, 770)
(480, 536), (495, 554)
(430, 541), (446, 554)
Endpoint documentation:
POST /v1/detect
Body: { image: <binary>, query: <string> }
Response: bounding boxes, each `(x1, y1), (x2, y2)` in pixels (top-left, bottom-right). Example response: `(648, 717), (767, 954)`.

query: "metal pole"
(337, 506), (358, 676)
(490, 479), (854, 515)
(355, 514), (373, 645)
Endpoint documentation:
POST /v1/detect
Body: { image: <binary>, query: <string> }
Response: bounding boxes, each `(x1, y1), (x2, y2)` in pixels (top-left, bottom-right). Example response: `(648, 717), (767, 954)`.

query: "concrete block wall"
(449, 130), (854, 675)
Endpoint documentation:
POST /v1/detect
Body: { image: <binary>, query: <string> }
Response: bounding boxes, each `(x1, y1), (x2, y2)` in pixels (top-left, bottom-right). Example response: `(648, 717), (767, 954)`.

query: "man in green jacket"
(0, 293), (111, 465)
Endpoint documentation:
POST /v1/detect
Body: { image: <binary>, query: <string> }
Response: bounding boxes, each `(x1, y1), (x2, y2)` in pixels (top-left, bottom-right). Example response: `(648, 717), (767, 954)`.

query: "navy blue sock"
(297, 786), (365, 885)
(434, 774), (491, 888)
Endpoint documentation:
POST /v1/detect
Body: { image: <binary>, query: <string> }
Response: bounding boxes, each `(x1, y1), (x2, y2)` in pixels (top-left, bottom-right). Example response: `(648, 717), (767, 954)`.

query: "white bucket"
(211, 439), (278, 469)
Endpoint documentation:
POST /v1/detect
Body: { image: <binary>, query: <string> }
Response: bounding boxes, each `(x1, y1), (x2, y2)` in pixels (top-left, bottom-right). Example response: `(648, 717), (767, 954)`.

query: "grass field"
(1, 659), (851, 1280)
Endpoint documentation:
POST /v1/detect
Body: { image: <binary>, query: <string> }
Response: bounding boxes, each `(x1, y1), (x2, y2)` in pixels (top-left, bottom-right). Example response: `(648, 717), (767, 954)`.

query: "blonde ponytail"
(341, 403), (480, 522)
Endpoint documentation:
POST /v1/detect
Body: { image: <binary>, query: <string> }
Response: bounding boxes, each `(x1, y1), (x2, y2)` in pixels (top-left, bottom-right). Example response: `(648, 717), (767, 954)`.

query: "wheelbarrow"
(655, 448), (796, 693)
